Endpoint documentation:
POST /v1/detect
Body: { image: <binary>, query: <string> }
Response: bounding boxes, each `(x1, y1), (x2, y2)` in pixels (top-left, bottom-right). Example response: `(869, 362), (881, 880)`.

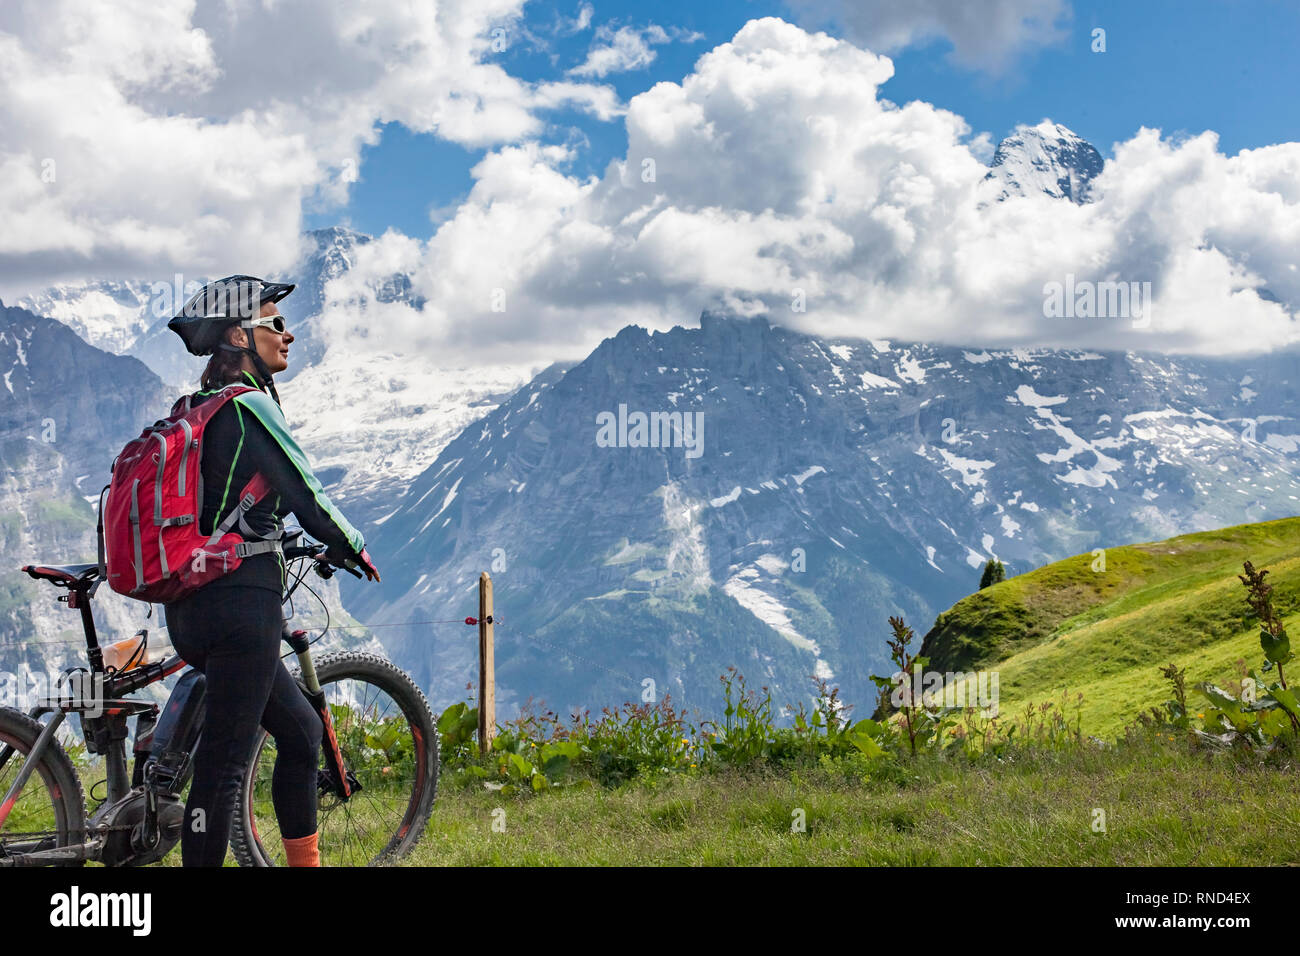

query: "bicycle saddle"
(22, 563), (102, 589)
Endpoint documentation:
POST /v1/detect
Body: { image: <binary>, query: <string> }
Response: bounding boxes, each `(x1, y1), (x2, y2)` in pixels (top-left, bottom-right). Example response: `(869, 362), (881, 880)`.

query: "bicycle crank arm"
(0, 836), (102, 866)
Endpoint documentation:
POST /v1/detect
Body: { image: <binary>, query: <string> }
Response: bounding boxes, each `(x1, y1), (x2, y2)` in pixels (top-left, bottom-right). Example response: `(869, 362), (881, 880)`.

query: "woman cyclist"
(164, 275), (380, 867)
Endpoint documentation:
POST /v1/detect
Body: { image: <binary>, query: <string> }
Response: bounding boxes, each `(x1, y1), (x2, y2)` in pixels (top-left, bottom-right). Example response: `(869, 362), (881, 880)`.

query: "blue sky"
(308, 0), (1300, 241)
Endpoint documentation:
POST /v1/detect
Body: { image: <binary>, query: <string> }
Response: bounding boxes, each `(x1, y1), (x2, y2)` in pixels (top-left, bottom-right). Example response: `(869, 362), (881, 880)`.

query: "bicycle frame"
(1, 573), (190, 861)
(1, 543), (357, 865)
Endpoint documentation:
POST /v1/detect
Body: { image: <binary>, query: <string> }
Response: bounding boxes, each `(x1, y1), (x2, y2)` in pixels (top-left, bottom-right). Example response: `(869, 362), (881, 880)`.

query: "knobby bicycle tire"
(0, 706), (87, 867)
(229, 651), (439, 867)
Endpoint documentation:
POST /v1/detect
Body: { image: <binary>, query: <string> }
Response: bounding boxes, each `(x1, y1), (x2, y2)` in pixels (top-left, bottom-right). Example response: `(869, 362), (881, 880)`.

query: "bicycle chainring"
(91, 786), (184, 867)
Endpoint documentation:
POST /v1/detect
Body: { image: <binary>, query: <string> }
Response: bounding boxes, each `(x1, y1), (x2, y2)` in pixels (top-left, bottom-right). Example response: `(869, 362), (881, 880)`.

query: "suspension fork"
(283, 626), (352, 799)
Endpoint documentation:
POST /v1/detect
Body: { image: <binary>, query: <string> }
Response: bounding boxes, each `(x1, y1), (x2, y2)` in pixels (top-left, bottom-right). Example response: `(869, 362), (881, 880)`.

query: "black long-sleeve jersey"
(189, 370), (365, 594)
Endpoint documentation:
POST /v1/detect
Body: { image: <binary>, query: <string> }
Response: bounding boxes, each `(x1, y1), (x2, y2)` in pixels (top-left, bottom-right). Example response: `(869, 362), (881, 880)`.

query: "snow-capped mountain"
(15, 280), (157, 355)
(13, 227), (537, 511)
(985, 120), (1104, 203)
(14, 227), (411, 387)
(278, 357), (543, 519)
(348, 313), (1300, 720)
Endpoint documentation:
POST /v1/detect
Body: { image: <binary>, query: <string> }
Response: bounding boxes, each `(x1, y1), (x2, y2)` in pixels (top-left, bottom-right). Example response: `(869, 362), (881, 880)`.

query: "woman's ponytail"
(200, 327), (246, 389)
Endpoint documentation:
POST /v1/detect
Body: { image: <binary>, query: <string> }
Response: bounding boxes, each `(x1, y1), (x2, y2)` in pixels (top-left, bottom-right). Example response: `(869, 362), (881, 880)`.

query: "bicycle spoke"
(344, 807), (360, 866)
(357, 783), (405, 827)
(236, 652), (437, 867)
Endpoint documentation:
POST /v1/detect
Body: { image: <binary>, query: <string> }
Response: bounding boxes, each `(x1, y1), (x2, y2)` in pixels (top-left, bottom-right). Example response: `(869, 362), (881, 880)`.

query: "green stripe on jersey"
(232, 389), (365, 552)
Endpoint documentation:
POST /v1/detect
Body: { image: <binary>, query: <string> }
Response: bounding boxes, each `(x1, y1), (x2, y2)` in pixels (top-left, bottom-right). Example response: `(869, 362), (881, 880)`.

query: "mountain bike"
(0, 534), (438, 867)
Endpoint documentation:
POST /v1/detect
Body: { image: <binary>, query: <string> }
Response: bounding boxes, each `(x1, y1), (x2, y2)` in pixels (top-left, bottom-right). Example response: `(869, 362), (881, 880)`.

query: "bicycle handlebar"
(282, 542), (364, 578)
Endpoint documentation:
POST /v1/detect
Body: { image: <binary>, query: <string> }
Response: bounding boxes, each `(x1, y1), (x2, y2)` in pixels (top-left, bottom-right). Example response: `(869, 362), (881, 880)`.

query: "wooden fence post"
(478, 571), (495, 754)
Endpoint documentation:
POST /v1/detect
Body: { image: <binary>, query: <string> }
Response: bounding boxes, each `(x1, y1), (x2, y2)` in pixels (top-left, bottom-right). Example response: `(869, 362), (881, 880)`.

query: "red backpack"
(97, 384), (280, 603)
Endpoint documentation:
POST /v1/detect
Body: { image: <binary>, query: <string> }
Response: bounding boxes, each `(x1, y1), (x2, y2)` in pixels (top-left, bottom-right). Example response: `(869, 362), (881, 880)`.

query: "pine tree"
(979, 558), (1005, 589)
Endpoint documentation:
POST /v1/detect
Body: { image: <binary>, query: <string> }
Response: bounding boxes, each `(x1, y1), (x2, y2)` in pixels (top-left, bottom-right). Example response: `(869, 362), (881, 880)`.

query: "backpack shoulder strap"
(178, 384), (260, 429)
(206, 470), (272, 546)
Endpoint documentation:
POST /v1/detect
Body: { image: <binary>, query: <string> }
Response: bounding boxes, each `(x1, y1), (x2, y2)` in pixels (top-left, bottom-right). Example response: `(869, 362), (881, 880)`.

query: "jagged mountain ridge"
(348, 314), (1300, 720)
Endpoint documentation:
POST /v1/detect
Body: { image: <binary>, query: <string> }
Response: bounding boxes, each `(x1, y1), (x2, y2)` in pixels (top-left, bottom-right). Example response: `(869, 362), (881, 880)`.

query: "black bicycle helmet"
(168, 275), (295, 356)
(168, 274), (295, 405)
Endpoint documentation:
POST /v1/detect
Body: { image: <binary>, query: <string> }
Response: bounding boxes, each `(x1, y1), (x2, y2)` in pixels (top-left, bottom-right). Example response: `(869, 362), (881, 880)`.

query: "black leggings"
(164, 586), (322, 866)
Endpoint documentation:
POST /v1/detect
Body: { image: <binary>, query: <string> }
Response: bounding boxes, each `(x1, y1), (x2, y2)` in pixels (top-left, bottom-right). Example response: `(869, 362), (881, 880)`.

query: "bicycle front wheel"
(230, 651), (439, 867)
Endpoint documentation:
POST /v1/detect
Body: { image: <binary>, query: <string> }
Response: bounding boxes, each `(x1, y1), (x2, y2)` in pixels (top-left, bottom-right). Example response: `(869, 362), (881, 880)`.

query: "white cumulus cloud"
(5, 12), (1297, 369)
(318, 17), (1298, 365)
(568, 22), (703, 78)
(0, 0), (618, 293)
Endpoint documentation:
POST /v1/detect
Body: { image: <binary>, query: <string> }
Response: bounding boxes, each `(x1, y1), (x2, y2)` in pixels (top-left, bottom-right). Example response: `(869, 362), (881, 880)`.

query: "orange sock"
(283, 831), (320, 867)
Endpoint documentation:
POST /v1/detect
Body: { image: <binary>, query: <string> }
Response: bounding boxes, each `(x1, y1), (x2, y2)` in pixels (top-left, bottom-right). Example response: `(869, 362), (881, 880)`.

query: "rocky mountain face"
(0, 302), (173, 685)
(347, 314), (1300, 720)
(985, 120), (1104, 203)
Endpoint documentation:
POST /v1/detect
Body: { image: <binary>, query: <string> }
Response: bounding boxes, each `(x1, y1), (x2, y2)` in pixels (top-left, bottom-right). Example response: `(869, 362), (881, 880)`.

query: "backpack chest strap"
(233, 538), (283, 559)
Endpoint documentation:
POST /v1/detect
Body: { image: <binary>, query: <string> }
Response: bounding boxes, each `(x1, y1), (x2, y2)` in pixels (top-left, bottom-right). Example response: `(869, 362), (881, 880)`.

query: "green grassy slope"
(918, 516), (1300, 739)
(130, 749), (1299, 866)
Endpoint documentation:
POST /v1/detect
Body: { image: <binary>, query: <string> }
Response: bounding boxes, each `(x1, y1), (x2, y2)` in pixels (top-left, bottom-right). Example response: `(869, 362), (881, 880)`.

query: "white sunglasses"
(242, 314), (288, 334)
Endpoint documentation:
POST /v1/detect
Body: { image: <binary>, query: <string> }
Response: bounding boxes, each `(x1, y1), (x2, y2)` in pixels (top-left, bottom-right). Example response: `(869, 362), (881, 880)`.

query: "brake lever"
(309, 551), (362, 578)
(310, 553), (336, 579)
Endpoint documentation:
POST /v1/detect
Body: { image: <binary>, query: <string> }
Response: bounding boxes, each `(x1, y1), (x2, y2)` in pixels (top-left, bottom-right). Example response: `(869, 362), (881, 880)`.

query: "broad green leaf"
(508, 753), (532, 779)
(436, 702), (466, 732)
(1197, 683), (1243, 712)
(1257, 707), (1291, 737)
(851, 718), (886, 737)
(550, 741), (583, 759)
(1222, 708), (1253, 732)
(1260, 625), (1292, 664)
(542, 755), (571, 778)
(1270, 686), (1300, 719)
(849, 732), (884, 758)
